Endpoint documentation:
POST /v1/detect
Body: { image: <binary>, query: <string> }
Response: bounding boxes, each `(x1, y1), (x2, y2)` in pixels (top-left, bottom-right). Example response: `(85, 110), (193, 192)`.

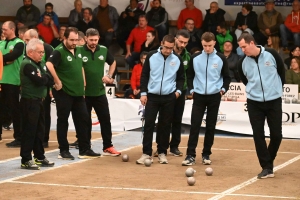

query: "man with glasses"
(136, 34), (185, 165)
(46, 27), (100, 160)
(19, 38), (54, 170)
(183, 18), (203, 52)
(0, 21), (24, 147)
(154, 29), (190, 157)
(177, 0), (203, 30)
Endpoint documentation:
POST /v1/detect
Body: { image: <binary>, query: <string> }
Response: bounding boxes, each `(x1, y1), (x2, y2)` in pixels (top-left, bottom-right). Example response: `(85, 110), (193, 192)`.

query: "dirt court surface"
(0, 130), (300, 200)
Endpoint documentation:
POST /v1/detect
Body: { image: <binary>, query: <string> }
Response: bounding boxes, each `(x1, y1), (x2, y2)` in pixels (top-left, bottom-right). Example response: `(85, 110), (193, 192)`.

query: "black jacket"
(202, 8), (225, 33)
(225, 52), (240, 82)
(118, 6), (145, 33)
(234, 11), (258, 32)
(76, 18), (100, 35)
(146, 7), (168, 29)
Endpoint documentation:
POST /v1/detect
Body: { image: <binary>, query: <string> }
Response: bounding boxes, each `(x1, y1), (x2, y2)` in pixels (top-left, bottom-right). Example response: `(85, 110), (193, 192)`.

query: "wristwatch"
(106, 74), (112, 79)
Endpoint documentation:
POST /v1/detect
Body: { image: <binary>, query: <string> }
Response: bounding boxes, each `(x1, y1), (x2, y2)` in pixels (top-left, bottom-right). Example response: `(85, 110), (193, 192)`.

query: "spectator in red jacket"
(125, 51), (148, 99)
(36, 13), (59, 44)
(125, 15), (153, 68)
(280, 0), (300, 51)
(177, 0), (203, 30)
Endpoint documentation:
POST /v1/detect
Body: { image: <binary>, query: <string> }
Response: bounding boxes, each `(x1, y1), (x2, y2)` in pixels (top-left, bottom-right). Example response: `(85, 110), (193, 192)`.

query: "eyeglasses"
(34, 50), (45, 55)
(163, 46), (174, 50)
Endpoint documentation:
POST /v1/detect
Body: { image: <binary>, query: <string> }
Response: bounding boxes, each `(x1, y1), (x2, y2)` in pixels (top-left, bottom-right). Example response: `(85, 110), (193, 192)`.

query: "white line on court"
(208, 155), (300, 200)
(0, 133), (125, 164)
(0, 143), (142, 185)
(8, 181), (298, 199)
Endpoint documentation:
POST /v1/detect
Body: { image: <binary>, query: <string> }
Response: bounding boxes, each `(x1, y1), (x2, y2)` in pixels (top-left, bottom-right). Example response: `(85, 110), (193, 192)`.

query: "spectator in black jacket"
(68, 0), (83, 27)
(202, 1), (225, 35)
(76, 7), (100, 35)
(223, 40), (240, 82)
(183, 18), (203, 52)
(117, 0), (145, 53)
(146, 0), (168, 41)
(234, 4), (258, 40)
(140, 30), (160, 52)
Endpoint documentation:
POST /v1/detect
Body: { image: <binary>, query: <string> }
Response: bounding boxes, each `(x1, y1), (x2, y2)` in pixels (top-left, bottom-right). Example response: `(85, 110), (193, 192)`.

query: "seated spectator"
(177, 0), (203, 30)
(51, 25), (67, 48)
(76, 7), (100, 35)
(36, 14), (59, 44)
(140, 30), (160, 52)
(146, 0), (168, 41)
(266, 36), (285, 67)
(286, 56), (300, 92)
(117, 0), (145, 54)
(215, 22), (237, 53)
(39, 3), (60, 29)
(223, 41), (239, 82)
(255, 0), (283, 47)
(234, 4), (258, 39)
(125, 15), (153, 69)
(78, 31), (86, 46)
(93, 0), (119, 48)
(280, 0), (300, 52)
(15, 0), (40, 29)
(68, 0), (83, 27)
(18, 26), (29, 40)
(183, 18), (203, 52)
(202, 1), (225, 35)
(284, 45), (300, 69)
(125, 51), (148, 99)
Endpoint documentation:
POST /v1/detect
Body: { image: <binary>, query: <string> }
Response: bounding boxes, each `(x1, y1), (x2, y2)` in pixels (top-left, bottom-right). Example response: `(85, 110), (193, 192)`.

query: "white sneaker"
(136, 154), (153, 164)
(158, 153), (168, 164)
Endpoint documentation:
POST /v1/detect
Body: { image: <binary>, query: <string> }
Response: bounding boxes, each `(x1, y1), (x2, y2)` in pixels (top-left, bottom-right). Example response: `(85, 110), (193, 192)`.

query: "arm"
(50, 21), (59, 38)
(44, 44), (53, 61)
(266, 48), (285, 85)
(140, 53), (151, 95)
(131, 67), (137, 90)
(155, 11), (168, 27)
(82, 67), (86, 87)
(177, 11), (183, 30)
(269, 13), (284, 34)
(46, 50), (62, 89)
(237, 56), (248, 85)
(187, 54), (197, 94)
(218, 53), (231, 93)
(25, 7), (40, 28)
(257, 13), (267, 31)
(23, 64), (54, 86)
(3, 42), (24, 65)
(102, 51), (116, 84)
(111, 7), (119, 32)
(175, 56), (185, 95)
(285, 70), (293, 84)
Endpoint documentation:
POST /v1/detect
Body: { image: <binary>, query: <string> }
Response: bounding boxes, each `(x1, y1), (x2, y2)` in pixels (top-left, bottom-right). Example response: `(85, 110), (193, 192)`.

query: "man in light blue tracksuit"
(136, 34), (185, 165)
(237, 32), (285, 179)
(182, 32), (231, 166)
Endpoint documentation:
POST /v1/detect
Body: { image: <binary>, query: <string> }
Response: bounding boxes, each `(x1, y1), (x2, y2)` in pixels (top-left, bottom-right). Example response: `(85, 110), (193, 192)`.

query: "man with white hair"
(19, 38), (55, 169)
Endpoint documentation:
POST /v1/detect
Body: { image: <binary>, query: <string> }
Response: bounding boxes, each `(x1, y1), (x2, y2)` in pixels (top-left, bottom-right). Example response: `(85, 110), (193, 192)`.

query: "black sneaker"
(257, 169), (275, 179)
(69, 140), (78, 148)
(170, 148), (183, 156)
(21, 160), (40, 170)
(202, 155), (212, 165)
(43, 142), (49, 148)
(6, 139), (21, 148)
(35, 158), (55, 167)
(78, 149), (101, 159)
(58, 151), (75, 160)
(182, 155), (196, 166)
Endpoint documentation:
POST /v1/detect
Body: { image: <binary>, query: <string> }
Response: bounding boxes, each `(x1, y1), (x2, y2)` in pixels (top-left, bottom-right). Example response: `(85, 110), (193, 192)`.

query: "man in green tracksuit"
(79, 28), (121, 156)
(155, 29), (190, 157)
(46, 27), (100, 160)
(0, 21), (24, 147)
(19, 38), (54, 170)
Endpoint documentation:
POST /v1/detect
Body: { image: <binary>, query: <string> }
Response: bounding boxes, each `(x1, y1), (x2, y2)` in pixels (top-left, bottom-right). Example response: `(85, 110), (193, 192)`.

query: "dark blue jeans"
(247, 98), (282, 170)
(85, 95), (113, 150)
(142, 93), (176, 156)
(280, 24), (300, 47)
(186, 92), (221, 157)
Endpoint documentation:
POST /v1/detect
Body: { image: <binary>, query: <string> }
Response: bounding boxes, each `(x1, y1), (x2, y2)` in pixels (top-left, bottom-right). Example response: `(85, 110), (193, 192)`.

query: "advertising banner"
(224, 0), (293, 6)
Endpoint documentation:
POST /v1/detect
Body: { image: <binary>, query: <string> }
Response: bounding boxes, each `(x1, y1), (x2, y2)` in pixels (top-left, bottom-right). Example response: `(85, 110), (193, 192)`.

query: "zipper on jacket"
(256, 63), (265, 102)
(160, 59), (166, 95)
(205, 54), (209, 94)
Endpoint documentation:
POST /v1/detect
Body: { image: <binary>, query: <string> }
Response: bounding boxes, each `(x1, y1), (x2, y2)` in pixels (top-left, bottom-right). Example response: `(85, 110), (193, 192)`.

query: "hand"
(265, 28), (271, 35)
(102, 76), (113, 84)
(241, 25), (247, 30)
(220, 90), (225, 96)
(17, 22), (24, 28)
(54, 81), (62, 91)
(128, 12), (134, 17)
(125, 52), (131, 59)
(175, 92), (180, 99)
(122, 13), (127, 18)
(191, 92), (194, 99)
(49, 90), (53, 98)
(237, 26), (242, 30)
(50, 20), (55, 26)
(37, 71), (41, 77)
(107, 28), (114, 32)
(133, 89), (140, 95)
(140, 96), (147, 106)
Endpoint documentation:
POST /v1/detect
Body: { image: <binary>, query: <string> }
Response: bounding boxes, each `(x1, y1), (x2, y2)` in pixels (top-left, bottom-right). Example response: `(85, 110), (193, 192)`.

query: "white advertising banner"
(46, 0), (205, 20)
(50, 99), (300, 139)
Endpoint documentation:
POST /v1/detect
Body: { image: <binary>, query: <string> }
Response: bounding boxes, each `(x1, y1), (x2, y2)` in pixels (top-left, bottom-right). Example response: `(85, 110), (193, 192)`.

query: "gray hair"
(26, 38), (43, 53)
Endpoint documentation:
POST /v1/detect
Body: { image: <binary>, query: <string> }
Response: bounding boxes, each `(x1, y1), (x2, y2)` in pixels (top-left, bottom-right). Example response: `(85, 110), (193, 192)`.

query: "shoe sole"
(169, 152), (183, 157)
(57, 155), (75, 160)
(182, 162), (195, 166)
(21, 166), (40, 170)
(202, 161), (211, 165)
(6, 145), (21, 148)
(258, 174), (275, 179)
(102, 152), (121, 157)
(136, 159), (154, 165)
(37, 164), (55, 167)
(78, 155), (101, 159)
(159, 161), (168, 164)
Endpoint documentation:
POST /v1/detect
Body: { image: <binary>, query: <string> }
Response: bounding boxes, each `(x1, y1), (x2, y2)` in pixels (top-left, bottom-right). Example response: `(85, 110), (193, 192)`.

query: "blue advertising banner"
(225, 0), (293, 6)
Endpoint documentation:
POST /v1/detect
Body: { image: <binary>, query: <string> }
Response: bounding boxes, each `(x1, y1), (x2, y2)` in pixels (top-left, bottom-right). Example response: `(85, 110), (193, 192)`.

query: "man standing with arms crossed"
(182, 32), (230, 166)
(237, 33), (285, 179)
(136, 35), (185, 165)
(46, 27), (100, 160)
(79, 28), (121, 156)
(154, 29), (190, 157)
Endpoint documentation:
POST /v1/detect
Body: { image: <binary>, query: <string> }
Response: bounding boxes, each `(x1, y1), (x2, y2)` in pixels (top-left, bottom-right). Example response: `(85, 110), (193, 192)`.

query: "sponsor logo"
(170, 61), (176, 66)
(78, 53), (82, 58)
(265, 61), (271, 66)
(183, 61), (188, 65)
(82, 56), (88, 62)
(98, 55), (104, 60)
(67, 56), (72, 61)
(212, 63), (218, 68)
(43, 66), (47, 71)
